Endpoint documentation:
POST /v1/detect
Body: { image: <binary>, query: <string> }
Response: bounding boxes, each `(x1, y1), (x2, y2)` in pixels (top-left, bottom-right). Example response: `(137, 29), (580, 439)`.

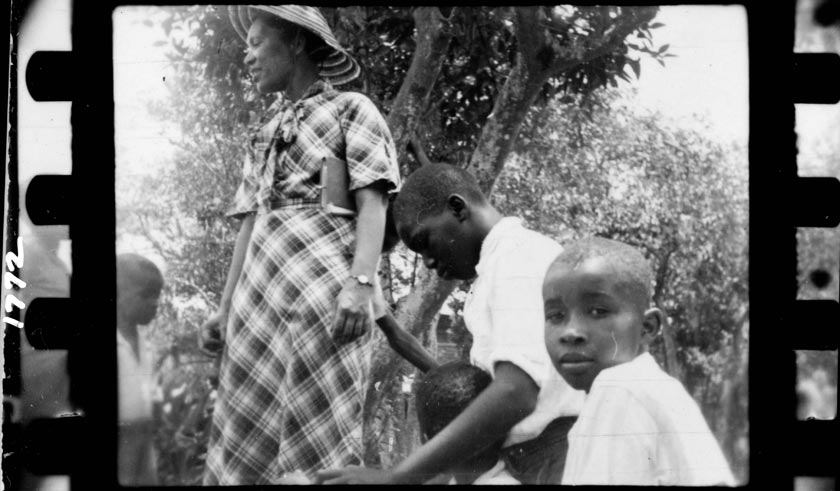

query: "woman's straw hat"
(228, 5), (360, 86)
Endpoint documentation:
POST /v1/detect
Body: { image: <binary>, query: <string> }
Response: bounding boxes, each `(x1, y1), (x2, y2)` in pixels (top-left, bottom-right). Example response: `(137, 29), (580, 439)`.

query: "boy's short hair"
(415, 361), (492, 439)
(117, 253), (163, 291)
(393, 163), (487, 230)
(551, 237), (653, 310)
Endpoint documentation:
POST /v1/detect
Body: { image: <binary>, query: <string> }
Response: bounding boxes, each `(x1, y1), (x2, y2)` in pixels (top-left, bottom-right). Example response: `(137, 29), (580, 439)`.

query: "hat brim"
(228, 5), (360, 86)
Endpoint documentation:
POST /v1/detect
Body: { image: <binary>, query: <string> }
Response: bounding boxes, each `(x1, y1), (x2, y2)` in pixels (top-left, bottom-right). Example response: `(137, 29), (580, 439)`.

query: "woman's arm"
(332, 186), (388, 344)
(376, 313), (439, 373)
(198, 214), (255, 355)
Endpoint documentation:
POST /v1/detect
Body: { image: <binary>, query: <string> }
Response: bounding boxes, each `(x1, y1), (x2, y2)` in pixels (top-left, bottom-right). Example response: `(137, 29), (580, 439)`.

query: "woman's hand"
(198, 309), (228, 356)
(332, 279), (375, 345)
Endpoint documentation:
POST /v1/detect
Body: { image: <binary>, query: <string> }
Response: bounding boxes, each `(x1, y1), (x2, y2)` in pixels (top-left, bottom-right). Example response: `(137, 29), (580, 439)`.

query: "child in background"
(542, 237), (735, 486)
(117, 253), (163, 486)
(415, 362), (519, 485)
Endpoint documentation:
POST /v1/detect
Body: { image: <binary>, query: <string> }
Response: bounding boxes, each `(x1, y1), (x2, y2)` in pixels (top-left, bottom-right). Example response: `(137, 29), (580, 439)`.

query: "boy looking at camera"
(542, 237), (735, 486)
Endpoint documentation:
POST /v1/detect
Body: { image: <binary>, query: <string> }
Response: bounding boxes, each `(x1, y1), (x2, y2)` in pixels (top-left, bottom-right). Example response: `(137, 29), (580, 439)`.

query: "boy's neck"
(473, 205), (503, 248)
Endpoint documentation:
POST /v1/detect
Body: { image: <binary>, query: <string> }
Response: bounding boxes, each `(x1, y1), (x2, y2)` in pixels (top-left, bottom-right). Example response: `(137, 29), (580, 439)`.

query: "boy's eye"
(545, 310), (565, 322)
(588, 307), (609, 316)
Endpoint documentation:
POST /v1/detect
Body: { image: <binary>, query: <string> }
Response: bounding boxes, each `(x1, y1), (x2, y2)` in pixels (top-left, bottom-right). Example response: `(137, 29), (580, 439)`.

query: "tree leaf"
(628, 58), (641, 79)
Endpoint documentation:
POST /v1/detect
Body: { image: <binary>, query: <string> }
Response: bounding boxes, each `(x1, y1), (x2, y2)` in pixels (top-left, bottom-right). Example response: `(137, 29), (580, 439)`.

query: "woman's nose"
(422, 255), (436, 270)
(244, 49), (255, 66)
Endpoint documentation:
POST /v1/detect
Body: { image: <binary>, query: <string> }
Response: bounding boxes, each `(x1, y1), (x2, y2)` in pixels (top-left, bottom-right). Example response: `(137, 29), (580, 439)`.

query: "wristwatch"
(351, 274), (373, 286)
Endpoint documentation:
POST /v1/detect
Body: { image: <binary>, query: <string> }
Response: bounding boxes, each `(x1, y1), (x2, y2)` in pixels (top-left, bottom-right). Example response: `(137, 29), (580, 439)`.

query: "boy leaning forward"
(317, 163), (585, 485)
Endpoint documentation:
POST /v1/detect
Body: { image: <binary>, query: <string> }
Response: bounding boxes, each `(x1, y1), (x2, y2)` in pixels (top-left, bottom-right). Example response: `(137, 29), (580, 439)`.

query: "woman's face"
(245, 18), (295, 94)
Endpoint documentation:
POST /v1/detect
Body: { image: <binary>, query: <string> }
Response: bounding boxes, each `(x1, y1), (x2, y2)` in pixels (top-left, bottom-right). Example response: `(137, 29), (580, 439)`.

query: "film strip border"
(790, 51), (840, 483)
(4, 1), (117, 488)
(1, 2), (838, 489)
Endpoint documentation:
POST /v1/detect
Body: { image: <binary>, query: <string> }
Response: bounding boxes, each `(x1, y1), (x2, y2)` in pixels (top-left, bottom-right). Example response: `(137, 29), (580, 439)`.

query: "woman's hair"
(251, 13), (333, 66)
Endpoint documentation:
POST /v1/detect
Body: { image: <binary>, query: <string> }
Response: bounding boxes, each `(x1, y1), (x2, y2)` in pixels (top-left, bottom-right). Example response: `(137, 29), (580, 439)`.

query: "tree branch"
(549, 7), (658, 75)
(386, 7), (458, 176)
(409, 133), (433, 167)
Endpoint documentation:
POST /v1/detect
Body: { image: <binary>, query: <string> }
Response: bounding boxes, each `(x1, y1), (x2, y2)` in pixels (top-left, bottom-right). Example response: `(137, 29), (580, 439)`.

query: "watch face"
(356, 274), (370, 285)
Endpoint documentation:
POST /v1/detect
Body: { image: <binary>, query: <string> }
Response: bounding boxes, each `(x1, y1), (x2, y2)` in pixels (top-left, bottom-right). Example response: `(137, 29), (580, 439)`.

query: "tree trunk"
(653, 244), (683, 380)
(386, 7), (457, 176)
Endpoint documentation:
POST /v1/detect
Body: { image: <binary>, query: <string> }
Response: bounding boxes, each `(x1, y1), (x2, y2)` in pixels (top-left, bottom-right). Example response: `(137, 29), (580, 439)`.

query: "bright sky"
(624, 5), (749, 145)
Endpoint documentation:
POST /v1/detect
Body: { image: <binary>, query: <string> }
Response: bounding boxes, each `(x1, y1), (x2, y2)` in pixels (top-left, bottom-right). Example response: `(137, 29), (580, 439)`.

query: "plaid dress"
(204, 80), (400, 485)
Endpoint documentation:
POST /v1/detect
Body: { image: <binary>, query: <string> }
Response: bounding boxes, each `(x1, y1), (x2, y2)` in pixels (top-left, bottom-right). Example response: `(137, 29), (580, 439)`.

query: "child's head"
(117, 253), (164, 327)
(543, 237), (663, 392)
(392, 163), (490, 280)
(415, 362), (502, 476)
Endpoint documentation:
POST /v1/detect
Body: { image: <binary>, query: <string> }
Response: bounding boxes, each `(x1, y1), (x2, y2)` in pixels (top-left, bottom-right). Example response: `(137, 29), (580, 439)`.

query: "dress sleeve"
(226, 143), (260, 219)
(338, 93), (401, 194)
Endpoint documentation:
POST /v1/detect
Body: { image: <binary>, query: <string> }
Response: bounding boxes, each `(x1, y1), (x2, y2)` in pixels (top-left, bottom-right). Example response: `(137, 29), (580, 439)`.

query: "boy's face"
(118, 276), (163, 326)
(542, 256), (659, 392)
(399, 207), (480, 281)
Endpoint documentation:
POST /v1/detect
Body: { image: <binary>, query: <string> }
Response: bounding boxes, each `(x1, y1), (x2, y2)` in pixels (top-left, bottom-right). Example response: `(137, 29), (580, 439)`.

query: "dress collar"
(271, 79), (334, 144)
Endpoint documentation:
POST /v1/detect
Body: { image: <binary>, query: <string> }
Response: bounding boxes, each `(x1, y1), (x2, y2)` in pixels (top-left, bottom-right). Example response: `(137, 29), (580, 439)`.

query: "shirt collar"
(474, 217), (522, 276)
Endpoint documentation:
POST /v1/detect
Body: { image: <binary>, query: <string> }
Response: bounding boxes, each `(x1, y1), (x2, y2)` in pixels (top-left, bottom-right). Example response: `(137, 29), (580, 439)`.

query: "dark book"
(320, 156), (356, 216)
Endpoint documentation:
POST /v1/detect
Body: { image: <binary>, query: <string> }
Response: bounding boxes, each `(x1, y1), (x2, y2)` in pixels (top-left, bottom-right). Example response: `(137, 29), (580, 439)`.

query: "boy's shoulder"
(589, 354), (708, 431)
(485, 218), (561, 266)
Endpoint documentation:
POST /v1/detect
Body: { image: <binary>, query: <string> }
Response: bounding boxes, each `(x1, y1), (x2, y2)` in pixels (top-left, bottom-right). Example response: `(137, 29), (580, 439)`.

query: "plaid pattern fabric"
(205, 81), (400, 485)
(227, 79), (400, 219)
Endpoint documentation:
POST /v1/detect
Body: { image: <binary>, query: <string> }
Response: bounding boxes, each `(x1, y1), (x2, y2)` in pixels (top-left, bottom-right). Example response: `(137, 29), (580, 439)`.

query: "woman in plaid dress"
(198, 6), (400, 485)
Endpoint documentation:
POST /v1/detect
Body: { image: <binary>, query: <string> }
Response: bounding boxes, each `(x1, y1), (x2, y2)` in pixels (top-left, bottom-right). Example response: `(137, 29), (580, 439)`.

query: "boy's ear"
(446, 194), (469, 222)
(642, 307), (663, 342)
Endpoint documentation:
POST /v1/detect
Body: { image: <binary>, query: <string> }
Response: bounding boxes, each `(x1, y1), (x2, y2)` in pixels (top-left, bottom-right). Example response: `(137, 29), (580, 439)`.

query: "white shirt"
(448, 460), (521, 485)
(562, 352), (736, 486)
(117, 329), (155, 422)
(463, 217), (585, 447)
